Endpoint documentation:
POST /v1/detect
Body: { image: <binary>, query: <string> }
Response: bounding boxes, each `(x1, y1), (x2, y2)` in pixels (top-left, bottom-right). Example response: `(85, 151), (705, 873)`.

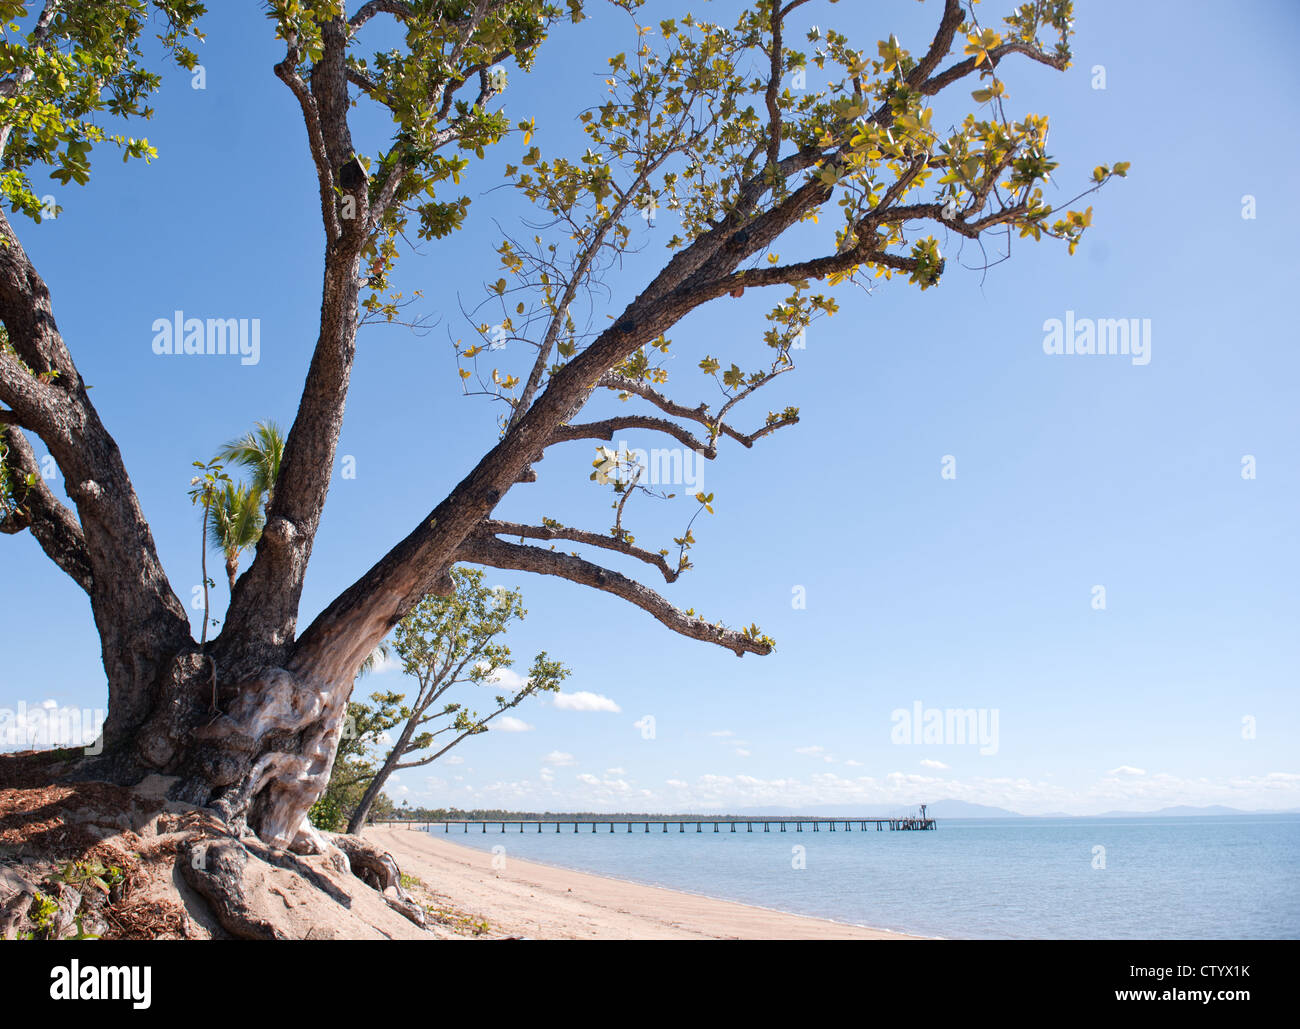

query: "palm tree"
(208, 421), (283, 591)
(216, 420), (284, 503)
(208, 482), (264, 591)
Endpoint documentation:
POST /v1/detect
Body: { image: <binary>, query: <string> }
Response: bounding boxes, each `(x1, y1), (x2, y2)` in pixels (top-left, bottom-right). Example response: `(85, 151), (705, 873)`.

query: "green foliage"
(453, 4), (1122, 631)
(264, 0), (590, 322)
(0, 0), (206, 221)
(315, 570), (570, 830)
(50, 859), (125, 895)
(390, 567), (568, 750)
(28, 891), (57, 934)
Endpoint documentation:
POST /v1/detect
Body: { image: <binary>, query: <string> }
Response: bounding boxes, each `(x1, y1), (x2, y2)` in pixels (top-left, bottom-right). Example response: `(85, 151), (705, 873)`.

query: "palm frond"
(357, 641), (392, 679)
(216, 420), (284, 502)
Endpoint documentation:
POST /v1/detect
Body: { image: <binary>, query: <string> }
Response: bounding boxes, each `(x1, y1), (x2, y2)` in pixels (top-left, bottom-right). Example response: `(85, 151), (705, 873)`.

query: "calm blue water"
(429, 816), (1300, 939)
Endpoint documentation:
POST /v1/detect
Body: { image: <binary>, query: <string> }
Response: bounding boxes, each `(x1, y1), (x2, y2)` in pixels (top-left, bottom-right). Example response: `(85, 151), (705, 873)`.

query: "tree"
(346, 567), (568, 833)
(0, 0), (1121, 849)
(207, 422), (284, 590)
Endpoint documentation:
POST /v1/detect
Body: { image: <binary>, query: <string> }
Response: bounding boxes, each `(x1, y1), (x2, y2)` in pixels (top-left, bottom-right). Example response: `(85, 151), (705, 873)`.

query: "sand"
(364, 826), (916, 940)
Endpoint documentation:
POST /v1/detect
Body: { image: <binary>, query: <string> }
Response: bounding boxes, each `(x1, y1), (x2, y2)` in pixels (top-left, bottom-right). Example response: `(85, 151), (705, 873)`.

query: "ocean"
(426, 815), (1300, 939)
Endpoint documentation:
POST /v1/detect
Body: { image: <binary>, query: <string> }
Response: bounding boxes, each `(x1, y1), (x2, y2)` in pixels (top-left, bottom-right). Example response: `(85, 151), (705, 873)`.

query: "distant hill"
(730, 802), (1300, 819)
(1089, 805), (1298, 818)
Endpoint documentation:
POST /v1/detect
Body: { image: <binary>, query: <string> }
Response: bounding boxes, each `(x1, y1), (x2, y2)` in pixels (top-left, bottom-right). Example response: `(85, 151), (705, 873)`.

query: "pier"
(377, 815), (937, 833)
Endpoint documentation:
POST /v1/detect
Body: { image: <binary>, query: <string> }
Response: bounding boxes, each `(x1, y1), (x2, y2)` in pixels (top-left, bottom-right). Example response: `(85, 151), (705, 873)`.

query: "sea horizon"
(428, 814), (1300, 940)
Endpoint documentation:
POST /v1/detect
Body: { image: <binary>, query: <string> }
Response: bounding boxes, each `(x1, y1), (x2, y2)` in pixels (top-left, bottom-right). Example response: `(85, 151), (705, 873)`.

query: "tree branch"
(456, 533), (770, 656)
(0, 425), (92, 594)
(349, 1), (413, 31)
(479, 517), (679, 583)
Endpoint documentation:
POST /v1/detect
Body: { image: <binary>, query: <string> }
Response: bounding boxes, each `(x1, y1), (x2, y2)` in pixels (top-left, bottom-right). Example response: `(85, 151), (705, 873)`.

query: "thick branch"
(348, 1), (412, 31)
(551, 414), (711, 457)
(456, 533), (769, 657)
(273, 42), (342, 244)
(0, 213), (192, 743)
(0, 425), (92, 594)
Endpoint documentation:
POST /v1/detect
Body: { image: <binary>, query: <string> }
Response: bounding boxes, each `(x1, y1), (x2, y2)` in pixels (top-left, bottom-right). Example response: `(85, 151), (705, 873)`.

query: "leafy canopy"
(0, 0), (205, 221)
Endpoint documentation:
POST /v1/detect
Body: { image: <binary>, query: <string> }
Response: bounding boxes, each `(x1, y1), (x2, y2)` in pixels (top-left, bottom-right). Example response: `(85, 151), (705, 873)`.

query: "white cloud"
(444, 755), (465, 766)
(364, 648), (403, 675)
(795, 745), (826, 756)
(1107, 765), (1146, 777)
(606, 767), (626, 776)
(478, 664), (526, 689)
(920, 759), (950, 770)
(554, 691), (621, 712)
(710, 730), (734, 737)
(494, 716), (533, 732)
(394, 763), (1300, 817)
(735, 748), (751, 758)
(543, 750), (576, 766)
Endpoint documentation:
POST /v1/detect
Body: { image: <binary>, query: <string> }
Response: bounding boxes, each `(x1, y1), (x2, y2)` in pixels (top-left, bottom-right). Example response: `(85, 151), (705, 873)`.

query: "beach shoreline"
(364, 826), (920, 940)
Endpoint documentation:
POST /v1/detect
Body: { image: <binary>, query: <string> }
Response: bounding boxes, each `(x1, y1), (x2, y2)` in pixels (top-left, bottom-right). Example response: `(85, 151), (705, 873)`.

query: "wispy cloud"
(554, 691), (621, 712)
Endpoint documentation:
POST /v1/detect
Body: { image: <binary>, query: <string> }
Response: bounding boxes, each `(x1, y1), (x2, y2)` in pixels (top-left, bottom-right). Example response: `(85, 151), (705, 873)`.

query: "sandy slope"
(365, 826), (916, 940)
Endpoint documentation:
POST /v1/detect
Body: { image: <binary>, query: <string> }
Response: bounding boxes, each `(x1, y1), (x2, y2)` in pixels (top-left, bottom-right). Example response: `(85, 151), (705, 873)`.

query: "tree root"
(328, 833), (427, 928)
(179, 836), (287, 940)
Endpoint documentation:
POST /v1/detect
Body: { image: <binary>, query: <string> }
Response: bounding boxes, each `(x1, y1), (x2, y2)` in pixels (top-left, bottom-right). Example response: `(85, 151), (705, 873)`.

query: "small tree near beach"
(345, 568), (568, 833)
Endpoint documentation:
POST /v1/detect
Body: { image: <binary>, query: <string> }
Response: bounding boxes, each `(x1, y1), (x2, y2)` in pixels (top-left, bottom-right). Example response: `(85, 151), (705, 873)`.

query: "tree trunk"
(346, 724), (413, 835)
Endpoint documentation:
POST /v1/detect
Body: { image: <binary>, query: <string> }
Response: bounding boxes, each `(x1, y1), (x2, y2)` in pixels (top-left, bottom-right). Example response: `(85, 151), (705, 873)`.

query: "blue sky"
(2, 0), (1297, 816)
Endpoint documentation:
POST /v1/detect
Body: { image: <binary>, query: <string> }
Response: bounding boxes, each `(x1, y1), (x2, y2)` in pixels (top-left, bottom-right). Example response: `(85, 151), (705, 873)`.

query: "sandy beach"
(364, 826), (916, 940)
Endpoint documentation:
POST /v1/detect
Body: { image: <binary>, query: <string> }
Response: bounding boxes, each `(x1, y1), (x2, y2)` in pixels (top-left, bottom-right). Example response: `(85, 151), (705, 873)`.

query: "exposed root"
(0, 780), (435, 939)
(328, 833), (427, 928)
